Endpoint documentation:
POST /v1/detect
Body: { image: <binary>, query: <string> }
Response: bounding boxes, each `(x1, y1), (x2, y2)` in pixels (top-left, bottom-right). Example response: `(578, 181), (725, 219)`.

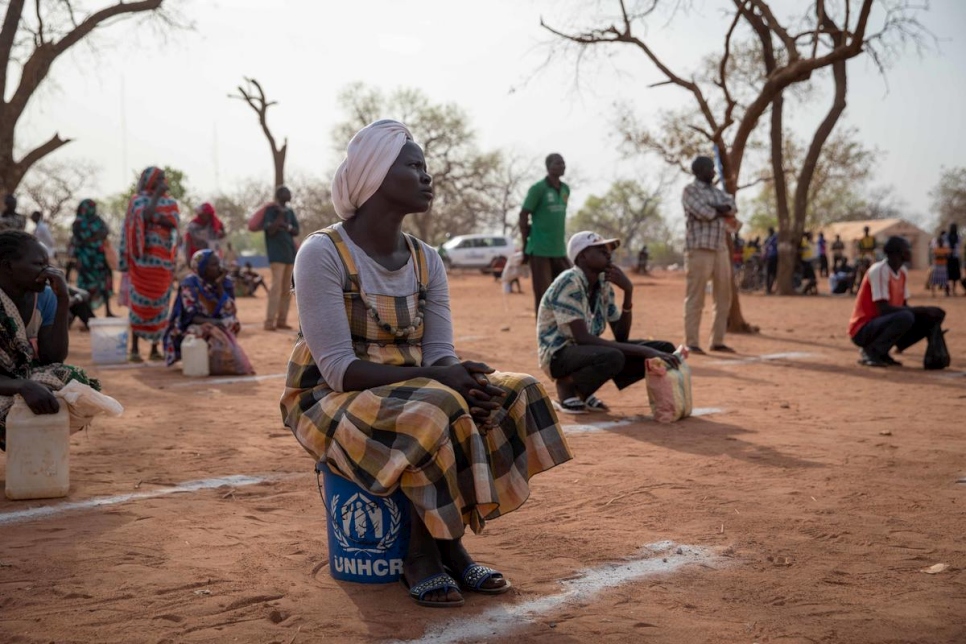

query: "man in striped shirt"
(682, 156), (737, 354)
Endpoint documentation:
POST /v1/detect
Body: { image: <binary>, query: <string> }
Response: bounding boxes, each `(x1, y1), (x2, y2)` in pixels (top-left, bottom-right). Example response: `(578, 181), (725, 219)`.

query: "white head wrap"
(330, 119), (414, 220)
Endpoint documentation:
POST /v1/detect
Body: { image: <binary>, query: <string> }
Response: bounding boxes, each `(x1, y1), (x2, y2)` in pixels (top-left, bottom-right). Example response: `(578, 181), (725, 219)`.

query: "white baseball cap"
(567, 231), (621, 264)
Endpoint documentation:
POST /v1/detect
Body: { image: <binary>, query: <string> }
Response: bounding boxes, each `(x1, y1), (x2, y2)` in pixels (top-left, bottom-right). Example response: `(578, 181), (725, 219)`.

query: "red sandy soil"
(1, 269), (965, 644)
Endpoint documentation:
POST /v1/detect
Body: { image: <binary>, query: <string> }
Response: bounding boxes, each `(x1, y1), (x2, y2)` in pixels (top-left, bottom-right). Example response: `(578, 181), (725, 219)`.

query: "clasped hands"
(437, 360), (506, 431)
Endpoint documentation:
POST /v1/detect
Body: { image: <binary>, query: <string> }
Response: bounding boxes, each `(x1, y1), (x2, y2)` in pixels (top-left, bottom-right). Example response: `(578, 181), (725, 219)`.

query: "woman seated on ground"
(281, 120), (573, 608)
(0, 231), (102, 450)
(162, 249), (254, 376)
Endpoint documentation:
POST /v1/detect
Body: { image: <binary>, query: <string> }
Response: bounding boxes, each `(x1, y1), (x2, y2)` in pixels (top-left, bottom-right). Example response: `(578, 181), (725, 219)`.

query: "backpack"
(923, 325), (950, 370)
(246, 202), (275, 232)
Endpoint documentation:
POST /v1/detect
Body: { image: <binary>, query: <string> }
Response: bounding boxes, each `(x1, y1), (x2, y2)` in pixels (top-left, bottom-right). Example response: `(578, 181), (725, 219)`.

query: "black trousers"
(549, 340), (675, 398)
(530, 255), (571, 314)
(852, 306), (945, 358)
(766, 256), (778, 293)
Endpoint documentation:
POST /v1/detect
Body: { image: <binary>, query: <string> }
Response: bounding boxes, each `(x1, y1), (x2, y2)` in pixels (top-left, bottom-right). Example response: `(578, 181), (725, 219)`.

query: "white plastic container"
(5, 395), (71, 500)
(181, 335), (210, 377)
(89, 317), (130, 365)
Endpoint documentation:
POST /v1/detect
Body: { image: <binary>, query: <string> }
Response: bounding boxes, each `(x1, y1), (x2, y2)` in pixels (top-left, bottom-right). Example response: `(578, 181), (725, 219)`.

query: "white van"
(438, 234), (514, 272)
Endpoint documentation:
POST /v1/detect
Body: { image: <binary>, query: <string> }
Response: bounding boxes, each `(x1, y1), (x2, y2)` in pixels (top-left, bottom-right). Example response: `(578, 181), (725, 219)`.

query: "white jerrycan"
(181, 335), (210, 377)
(5, 395), (71, 500)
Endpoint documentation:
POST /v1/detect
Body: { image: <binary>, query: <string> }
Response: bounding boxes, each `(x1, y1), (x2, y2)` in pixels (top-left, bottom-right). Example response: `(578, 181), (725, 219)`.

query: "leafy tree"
(332, 83), (526, 245)
(0, 0), (177, 194)
(930, 167), (966, 230)
(569, 179), (670, 265)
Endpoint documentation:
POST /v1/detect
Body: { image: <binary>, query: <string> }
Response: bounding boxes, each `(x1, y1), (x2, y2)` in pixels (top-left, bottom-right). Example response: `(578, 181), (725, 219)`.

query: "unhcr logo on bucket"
(330, 491), (403, 552)
(328, 490), (405, 579)
(319, 462), (411, 583)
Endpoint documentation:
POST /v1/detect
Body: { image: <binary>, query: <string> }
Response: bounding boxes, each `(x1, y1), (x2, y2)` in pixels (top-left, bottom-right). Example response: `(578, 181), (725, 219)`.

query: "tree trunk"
(273, 144), (287, 188)
(793, 44), (848, 250)
(720, 146), (758, 334)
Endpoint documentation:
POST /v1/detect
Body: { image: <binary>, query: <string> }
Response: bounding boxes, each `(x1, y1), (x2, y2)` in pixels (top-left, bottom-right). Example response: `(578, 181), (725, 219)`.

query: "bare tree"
(543, 0), (925, 326)
(20, 158), (99, 227)
(0, 0), (173, 194)
(930, 168), (966, 231)
(231, 77), (288, 189)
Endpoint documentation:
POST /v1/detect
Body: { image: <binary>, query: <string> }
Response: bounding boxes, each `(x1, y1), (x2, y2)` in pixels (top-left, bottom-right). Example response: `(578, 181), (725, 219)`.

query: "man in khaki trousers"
(682, 156), (737, 354)
(263, 186), (299, 331)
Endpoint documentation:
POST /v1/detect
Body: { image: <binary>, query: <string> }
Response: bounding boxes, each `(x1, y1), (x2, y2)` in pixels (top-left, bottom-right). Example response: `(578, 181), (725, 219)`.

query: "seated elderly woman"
(162, 249), (254, 376)
(0, 231), (102, 450)
(281, 120), (573, 608)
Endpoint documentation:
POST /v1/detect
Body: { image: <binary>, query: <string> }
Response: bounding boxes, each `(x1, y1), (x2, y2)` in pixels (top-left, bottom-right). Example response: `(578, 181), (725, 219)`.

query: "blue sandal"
(401, 572), (465, 608)
(457, 563), (511, 595)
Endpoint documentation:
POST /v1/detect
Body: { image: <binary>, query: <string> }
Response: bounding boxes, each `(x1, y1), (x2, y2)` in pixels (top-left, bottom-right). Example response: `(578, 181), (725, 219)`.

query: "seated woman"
(0, 231), (101, 450)
(162, 249), (254, 376)
(281, 120), (573, 608)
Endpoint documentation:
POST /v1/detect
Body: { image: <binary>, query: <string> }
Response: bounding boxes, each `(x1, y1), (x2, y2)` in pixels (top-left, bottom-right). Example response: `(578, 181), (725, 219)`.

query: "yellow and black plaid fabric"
(280, 227), (573, 539)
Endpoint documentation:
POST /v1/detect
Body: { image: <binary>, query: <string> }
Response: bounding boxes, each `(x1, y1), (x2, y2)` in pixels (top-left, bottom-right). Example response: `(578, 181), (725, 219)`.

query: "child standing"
(930, 236), (950, 297)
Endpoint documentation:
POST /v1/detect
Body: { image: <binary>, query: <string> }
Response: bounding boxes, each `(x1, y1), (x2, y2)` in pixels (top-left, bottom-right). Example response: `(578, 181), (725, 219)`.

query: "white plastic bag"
(55, 380), (124, 432)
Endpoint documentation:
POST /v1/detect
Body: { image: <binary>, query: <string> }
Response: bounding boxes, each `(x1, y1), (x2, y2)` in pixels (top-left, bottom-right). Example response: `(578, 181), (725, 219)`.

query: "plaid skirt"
(281, 368), (573, 540)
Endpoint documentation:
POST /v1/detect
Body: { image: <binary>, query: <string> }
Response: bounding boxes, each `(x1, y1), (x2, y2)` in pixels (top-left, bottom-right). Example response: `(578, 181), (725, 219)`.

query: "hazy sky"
(14, 0), (966, 230)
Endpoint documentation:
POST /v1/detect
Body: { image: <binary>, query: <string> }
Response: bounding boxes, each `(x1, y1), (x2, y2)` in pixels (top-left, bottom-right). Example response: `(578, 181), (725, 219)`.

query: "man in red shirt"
(849, 237), (945, 367)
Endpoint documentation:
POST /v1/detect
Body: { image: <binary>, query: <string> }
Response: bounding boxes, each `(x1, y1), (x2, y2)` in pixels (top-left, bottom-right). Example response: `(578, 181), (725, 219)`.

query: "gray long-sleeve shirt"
(293, 223), (457, 392)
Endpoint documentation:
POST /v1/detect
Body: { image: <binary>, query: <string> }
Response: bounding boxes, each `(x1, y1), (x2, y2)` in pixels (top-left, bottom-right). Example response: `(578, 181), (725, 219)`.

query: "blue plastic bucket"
(316, 462), (411, 584)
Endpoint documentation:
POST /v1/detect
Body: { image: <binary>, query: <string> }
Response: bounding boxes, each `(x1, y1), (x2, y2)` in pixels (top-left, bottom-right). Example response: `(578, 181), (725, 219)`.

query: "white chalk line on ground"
(0, 474), (271, 526)
(563, 407), (724, 434)
(931, 370), (966, 379)
(395, 541), (722, 644)
(705, 351), (814, 366)
(165, 373), (286, 387)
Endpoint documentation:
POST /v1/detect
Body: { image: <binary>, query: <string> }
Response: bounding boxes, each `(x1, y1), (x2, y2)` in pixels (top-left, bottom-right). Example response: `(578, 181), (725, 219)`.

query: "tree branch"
(541, 6), (722, 147)
(13, 132), (72, 186)
(6, 0), (164, 122)
(748, 0), (799, 62)
(0, 0), (26, 101)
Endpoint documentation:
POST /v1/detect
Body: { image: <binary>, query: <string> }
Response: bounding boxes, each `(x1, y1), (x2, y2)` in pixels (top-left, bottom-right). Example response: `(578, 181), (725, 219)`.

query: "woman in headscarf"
(119, 167), (180, 362)
(184, 202), (226, 264)
(70, 199), (115, 317)
(0, 231), (102, 450)
(281, 120), (573, 608)
(163, 249), (253, 376)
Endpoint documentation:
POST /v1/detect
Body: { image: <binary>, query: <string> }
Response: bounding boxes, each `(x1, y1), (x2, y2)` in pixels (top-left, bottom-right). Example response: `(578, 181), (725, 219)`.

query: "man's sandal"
(552, 397), (587, 414)
(585, 395), (610, 412)
(401, 572), (465, 608)
(128, 351), (143, 363)
(454, 563), (511, 595)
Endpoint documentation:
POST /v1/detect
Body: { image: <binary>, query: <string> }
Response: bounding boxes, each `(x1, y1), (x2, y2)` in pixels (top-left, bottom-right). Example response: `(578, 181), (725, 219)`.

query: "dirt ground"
(1, 268), (965, 644)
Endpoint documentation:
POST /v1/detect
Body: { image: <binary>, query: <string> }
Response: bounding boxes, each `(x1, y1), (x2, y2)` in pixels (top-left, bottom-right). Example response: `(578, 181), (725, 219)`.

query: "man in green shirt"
(263, 185), (300, 331)
(519, 153), (570, 314)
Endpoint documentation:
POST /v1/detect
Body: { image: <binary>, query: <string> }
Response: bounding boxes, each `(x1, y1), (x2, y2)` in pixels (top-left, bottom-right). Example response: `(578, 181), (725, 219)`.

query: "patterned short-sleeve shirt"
(536, 267), (620, 372)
